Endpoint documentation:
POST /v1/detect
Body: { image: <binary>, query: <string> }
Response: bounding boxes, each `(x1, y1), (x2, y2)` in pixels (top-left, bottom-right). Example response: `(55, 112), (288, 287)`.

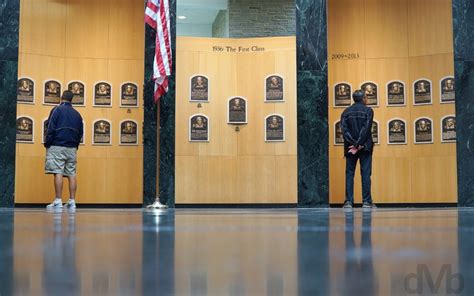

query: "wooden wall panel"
(16, 0), (144, 204)
(407, 0), (453, 57)
(328, 0), (456, 204)
(364, 0), (409, 59)
(176, 37), (297, 204)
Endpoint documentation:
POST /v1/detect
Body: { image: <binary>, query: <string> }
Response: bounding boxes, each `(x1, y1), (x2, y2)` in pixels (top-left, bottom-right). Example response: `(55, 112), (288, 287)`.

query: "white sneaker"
(64, 199), (76, 209)
(46, 199), (63, 209)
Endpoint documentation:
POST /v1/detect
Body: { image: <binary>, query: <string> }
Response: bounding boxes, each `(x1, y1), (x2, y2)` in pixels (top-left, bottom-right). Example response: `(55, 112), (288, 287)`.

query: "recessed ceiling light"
(178, 15), (187, 20)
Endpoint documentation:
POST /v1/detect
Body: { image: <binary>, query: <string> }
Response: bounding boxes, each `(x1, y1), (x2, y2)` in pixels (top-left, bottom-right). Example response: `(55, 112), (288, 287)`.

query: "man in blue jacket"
(341, 90), (376, 209)
(45, 90), (84, 209)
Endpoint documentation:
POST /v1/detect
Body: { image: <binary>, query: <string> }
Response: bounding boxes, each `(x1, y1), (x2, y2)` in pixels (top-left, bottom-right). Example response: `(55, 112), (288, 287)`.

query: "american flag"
(145, 0), (172, 102)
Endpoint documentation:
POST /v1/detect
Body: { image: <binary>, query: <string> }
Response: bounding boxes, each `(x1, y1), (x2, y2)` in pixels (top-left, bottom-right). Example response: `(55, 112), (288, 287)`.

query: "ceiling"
(177, 0), (228, 25)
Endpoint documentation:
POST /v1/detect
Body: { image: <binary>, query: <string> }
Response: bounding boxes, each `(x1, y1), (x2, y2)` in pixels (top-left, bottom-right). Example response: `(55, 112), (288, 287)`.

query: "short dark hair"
(62, 90), (74, 102)
(352, 90), (364, 102)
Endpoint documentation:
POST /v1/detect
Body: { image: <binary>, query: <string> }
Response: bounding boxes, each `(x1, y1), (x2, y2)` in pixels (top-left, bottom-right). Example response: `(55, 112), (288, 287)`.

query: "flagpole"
(145, 0), (170, 209)
(156, 101), (161, 202)
(148, 96), (167, 209)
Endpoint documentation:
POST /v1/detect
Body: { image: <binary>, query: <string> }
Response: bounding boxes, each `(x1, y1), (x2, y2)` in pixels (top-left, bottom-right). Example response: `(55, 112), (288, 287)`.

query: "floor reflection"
(0, 208), (469, 295)
(342, 211), (376, 295)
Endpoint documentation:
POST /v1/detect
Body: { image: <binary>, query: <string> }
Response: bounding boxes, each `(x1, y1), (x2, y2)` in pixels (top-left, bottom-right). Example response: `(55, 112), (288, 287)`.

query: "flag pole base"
(146, 199), (168, 209)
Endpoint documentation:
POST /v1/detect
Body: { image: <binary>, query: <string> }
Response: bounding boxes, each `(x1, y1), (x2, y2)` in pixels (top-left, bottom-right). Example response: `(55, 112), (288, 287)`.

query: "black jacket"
(45, 102), (83, 149)
(340, 102), (374, 156)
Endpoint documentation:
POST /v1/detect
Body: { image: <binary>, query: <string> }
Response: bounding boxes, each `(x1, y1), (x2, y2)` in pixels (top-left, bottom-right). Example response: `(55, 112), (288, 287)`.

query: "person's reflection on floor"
(342, 211), (377, 296)
(42, 211), (79, 295)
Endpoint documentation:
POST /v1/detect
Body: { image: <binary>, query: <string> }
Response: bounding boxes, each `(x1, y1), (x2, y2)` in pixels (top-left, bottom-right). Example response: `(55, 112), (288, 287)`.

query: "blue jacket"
(45, 102), (83, 149)
(340, 102), (374, 156)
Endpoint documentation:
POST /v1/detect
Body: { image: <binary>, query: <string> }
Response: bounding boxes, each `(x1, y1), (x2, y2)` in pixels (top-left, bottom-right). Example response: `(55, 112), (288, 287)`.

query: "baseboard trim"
(330, 203), (458, 208)
(15, 203), (143, 208)
(175, 203), (297, 208)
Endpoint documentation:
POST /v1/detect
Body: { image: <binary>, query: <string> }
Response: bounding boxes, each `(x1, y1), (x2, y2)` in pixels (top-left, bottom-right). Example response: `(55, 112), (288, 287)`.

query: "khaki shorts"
(45, 146), (78, 176)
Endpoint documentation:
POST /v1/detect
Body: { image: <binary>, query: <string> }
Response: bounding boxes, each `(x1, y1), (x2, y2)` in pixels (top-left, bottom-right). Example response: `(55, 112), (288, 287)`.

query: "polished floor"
(0, 208), (472, 295)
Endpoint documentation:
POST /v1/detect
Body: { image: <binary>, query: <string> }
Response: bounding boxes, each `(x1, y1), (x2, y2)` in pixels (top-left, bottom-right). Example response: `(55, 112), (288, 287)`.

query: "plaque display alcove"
(328, 0), (457, 204)
(176, 37), (297, 204)
(15, 0), (145, 204)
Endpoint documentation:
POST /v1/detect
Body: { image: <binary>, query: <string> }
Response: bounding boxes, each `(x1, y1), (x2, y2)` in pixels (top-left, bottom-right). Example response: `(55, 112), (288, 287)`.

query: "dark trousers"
(345, 151), (373, 204)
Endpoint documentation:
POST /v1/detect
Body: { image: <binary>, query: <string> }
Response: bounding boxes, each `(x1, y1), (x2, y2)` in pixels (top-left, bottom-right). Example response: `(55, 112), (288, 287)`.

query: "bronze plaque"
(189, 115), (209, 142)
(44, 80), (61, 105)
(334, 83), (351, 107)
(228, 97), (247, 124)
(121, 83), (139, 107)
(17, 78), (34, 103)
(361, 82), (378, 106)
(387, 81), (405, 106)
(94, 82), (112, 106)
(440, 77), (455, 103)
(93, 120), (111, 144)
(265, 115), (285, 142)
(334, 121), (344, 145)
(414, 79), (432, 105)
(265, 75), (284, 101)
(441, 116), (456, 143)
(16, 117), (34, 143)
(388, 119), (406, 144)
(120, 120), (138, 145)
(414, 118), (433, 144)
(372, 121), (379, 144)
(68, 81), (85, 106)
(190, 75), (209, 102)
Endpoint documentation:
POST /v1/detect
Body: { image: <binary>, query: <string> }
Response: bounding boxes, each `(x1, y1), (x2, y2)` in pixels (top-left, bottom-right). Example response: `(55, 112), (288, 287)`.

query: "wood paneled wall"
(328, 0), (456, 203)
(16, 0), (145, 204)
(176, 37), (297, 204)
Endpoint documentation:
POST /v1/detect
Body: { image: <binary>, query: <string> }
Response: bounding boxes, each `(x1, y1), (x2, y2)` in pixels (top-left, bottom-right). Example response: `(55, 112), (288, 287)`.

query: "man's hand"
(348, 145), (358, 155)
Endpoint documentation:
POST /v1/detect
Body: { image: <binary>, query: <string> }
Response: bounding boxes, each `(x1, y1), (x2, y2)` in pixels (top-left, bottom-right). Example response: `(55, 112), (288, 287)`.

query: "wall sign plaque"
(93, 120), (111, 144)
(265, 114), (285, 142)
(414, 117), (433, 144)
(388, 119), (407, 144)
(441, 115), (456, 143)
(16, 116), (34, 143)
(68, 81), (85, 106)
(413, 79), (432, 105)
(17, 77), (34, 104)
(121, 82), (139, 107)
(189, 114), (209, 142)
(387, 80), (405, 106)
(361, 81), (378, 106)
(228, 97), (247, 124)
(94, 82), (112, 106)
(372, 120), (379, 144)
(265, 75), (284, 101)
(44, 80), (61, 105)
(334, 121), (344, 145)
(334, 82), (352, 107)
(120, 120), (138, 145)
(190, 75), (209, 102)
(440, 76), (455, 103)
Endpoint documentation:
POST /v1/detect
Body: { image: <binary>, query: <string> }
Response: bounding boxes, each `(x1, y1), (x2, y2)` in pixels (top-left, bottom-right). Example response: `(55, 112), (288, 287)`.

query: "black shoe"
(362, 202), (377, 209)
(343, 201), (353, 209)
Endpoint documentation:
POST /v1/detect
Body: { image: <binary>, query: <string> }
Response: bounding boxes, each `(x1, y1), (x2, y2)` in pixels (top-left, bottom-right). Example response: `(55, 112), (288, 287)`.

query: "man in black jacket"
(45, 90), (83, 209)
(341, 90), (376, 209)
